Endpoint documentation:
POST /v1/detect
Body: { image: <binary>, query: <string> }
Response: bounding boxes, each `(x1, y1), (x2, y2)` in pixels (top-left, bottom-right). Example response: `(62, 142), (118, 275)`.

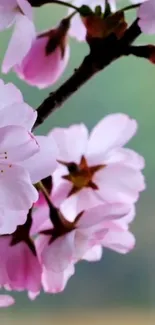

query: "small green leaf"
(79, 5), (93, 17)
(95, 5), (102, 16)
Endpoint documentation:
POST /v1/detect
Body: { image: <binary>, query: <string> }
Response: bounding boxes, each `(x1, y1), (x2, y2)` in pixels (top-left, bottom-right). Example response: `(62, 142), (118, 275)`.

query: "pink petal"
(42, 264), (75, 293)
(103, 148), (145, 169)
(31, 205), (52, 236)
(102, 230), (136, 254)
(0, 209), (27, 235)
(0, 295), (15, 307)
(87, 114), (137, 164)
(0, 164), (38, 210)
(0, 0), (17, 9)
(28, 291), (40, 300)
(49, 124), (88, 163)
(15, 36), (70, 89)
(138, 0), (155, 34)
(77, 203), (131, 228)
(0, 80), (23, 109)
(94, 164), (145, 204)
(2, 14), (35, 73)
(6, 242), (41, 293)
(0, 8), (15, 30)
(21, 135), (58, 183)
(83, 245), (102, 262)
(0, 102), (37, 130)
(52, 174), (72, 208)
(42, 231), (75, 272)
(0, 125), (39, 162)
(74, 230), (90, 260)
(113, 205), (135, 231)
(60, 188), (103, 222)
(17, 0), (33, 20)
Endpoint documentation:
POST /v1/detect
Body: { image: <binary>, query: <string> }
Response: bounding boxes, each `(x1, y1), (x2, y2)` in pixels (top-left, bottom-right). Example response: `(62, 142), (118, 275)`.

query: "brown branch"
(125, 44), (155, 62)
(34, 20), (141, 129)
(28, 0), (58, 7)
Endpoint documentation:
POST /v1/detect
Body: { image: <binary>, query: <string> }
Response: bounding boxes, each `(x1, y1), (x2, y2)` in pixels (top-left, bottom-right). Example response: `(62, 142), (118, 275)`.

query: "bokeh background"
(0, 1), (155, 324)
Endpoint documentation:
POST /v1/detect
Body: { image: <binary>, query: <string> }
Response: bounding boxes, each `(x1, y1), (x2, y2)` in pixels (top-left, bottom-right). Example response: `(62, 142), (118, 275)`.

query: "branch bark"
(34, 20), (141, 129)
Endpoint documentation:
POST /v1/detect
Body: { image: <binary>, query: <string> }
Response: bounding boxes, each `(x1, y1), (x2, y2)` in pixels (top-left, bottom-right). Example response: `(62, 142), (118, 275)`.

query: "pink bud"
(14, 21), (70, 89)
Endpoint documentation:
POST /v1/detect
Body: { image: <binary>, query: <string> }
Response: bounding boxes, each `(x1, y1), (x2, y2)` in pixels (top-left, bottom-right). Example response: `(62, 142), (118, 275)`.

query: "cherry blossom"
(1, 0), (35, 73)
(0, 215), (42, 298)
(0, 79), (57, 234)
(50, 114), (145, 221)
(32, 202), (135, 291)
(14, 19), (70, 88)
(35, 203), (133, 271)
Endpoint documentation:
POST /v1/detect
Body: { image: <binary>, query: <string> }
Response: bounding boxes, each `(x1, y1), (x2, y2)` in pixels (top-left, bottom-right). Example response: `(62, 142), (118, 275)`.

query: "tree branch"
(34, 20), (141, 129)
(125, 44), (155, 62)
(28, 0), (59, 7)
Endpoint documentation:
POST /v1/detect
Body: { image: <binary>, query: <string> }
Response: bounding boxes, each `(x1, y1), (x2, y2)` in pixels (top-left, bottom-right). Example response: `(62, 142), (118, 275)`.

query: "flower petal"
(102, 230), (136, 254)
(0, 164), (38, 210)
(0, 102), (37, 130)
(42, 264), (75, 293)
(50, 124), (88, 163)
(0, 8), (15, 30)
(0, 125), (39, 162)
(21, 135), (57, 184)
(87, 114), (137, 164)
(94, 164), (145, 204)
(2, 14), (35, 73)
(17, 0), (33, 20)
(103, 148), (145, 170)
(60, 188), (103, 222)
(0, 80), (23, 109)
(42, 231), (75, 272)
(0, 295), (15, 307)
(31, 205), (52, 236)
(0, 209), (27, 235)
(83, 245), (102, 262)
(77, 203), (131, 228)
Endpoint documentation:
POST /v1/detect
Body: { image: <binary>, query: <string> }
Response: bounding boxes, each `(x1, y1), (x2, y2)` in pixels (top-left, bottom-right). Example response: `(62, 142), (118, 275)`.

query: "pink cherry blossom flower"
(35, 203), (133, 276)
(0, 218), (42, 298)
(50, 114), (145, 221)
(1, 0), (35, 73)
(0, 295), (15, 307)
(33, 202), (135, 292)
(0, 79), (57, 233)
(14, 19), (70, 88)
(138, 0), (155, 34)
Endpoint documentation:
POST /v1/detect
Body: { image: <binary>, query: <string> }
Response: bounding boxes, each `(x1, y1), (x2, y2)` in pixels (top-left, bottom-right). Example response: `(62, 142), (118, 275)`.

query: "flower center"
(59, 155), (105, 196)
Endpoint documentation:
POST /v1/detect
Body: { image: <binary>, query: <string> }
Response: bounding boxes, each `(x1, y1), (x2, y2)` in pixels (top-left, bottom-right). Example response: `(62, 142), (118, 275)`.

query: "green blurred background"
(1, 1), (155, 323)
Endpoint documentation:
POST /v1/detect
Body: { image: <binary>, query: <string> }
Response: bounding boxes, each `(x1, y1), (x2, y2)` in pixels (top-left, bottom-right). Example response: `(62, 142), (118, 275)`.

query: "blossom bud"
(14, 18), (70, 89)
(81, 10), (127, 41)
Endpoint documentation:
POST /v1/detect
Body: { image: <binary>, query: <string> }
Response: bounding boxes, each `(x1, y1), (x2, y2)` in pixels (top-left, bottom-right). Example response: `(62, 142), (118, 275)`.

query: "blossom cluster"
(0, 0), (152, 309)
(0, 0), (155, 89)
(0, 79), (145, 307)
